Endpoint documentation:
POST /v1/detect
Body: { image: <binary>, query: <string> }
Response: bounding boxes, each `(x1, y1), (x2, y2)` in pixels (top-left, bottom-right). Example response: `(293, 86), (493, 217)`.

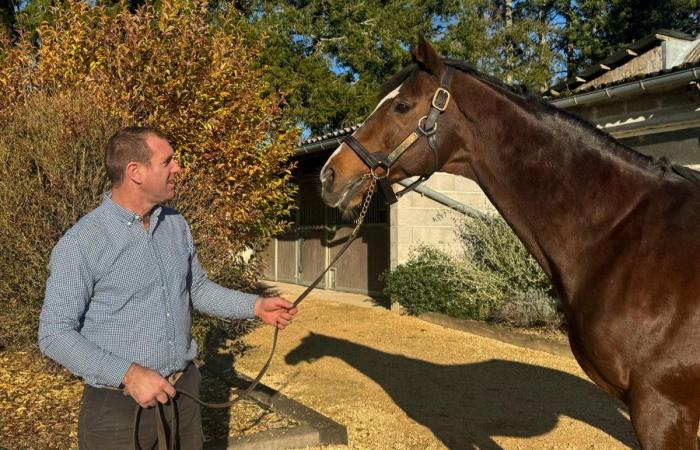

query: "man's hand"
(254, 296), (298, 330)
(122, 363), (176, 408)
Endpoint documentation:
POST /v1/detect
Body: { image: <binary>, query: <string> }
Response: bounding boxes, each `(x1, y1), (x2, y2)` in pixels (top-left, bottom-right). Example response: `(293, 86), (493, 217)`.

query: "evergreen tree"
(0, 0), (15, 34)
(11, 0), (696, 132)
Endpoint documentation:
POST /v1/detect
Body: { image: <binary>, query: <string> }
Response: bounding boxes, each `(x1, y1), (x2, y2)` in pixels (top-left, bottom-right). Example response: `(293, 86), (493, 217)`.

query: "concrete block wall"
(389, 172), (496, 269)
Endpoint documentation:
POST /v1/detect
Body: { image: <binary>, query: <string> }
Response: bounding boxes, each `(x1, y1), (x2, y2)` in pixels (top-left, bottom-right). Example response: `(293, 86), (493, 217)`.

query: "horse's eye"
(394, 102), (411, 114)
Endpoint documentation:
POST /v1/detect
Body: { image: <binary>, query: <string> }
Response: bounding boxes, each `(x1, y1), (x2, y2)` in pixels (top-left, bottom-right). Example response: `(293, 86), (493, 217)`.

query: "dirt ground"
(235, 287), (639, 450)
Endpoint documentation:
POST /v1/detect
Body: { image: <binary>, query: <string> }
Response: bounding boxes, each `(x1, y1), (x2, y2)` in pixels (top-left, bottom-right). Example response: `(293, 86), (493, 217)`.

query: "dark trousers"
(78, 363), (203, 450)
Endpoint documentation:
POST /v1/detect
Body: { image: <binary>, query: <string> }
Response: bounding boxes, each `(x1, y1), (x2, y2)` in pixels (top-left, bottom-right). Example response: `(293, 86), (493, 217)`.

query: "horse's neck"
(444, 83), (661, 298)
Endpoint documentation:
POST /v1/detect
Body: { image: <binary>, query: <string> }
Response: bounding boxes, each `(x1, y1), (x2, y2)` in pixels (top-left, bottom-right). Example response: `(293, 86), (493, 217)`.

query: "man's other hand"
(122, 363), (176, 408)
(254, 296), (298, 330)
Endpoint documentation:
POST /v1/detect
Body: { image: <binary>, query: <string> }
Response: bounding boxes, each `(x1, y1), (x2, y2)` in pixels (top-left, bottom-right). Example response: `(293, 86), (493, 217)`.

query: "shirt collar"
(102, 192), (163, 226)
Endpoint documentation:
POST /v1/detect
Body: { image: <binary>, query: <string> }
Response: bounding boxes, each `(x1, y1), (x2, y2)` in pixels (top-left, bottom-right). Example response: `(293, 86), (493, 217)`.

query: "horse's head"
(285, 332), (335, 365)
(320, 36), (467, 213)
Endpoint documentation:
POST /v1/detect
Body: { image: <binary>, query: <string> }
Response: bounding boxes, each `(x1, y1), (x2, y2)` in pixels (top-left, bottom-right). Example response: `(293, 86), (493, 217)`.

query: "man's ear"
(125, 161), (143, 185)
(411, 33), (444, 78)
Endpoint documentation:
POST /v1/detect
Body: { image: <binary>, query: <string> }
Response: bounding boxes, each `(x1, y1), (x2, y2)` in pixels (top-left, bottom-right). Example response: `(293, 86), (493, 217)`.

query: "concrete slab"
(205, 374), (348, 450)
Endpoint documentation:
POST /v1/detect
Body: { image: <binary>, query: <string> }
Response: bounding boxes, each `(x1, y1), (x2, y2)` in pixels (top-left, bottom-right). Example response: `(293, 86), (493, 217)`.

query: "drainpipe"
(397, 179), (487, 220)
(550, 66), (700, 109)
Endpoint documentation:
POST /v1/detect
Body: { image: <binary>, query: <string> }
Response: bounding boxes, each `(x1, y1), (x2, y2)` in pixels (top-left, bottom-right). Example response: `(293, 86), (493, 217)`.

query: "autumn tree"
(0, 0), (298, 349)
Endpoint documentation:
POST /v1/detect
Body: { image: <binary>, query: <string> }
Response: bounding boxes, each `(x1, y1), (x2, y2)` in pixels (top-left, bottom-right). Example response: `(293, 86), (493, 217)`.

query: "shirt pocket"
(167, 245), (191, 290)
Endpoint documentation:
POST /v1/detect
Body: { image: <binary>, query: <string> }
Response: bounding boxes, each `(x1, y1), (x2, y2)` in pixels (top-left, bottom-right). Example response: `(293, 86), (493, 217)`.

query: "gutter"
(296, 136), (346, 155)
(550, 66), (700, 109)
(397, 179), (487, 220)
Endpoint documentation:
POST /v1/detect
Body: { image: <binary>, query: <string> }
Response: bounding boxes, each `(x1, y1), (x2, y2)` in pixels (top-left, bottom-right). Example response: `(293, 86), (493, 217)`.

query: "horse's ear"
(411, 33), (444, 77)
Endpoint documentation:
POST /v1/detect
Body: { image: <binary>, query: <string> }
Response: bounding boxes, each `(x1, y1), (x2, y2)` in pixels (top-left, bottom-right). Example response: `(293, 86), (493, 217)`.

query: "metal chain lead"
(351, 175), (377, 237)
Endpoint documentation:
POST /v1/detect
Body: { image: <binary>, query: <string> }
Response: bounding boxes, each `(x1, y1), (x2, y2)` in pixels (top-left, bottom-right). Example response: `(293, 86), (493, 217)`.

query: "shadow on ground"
(285, 332), (639, 450)
(199, 327), (236, 445)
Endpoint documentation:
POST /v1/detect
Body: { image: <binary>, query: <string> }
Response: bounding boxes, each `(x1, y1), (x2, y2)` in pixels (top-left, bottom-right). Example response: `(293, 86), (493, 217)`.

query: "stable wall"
(390, 173), (496, 269)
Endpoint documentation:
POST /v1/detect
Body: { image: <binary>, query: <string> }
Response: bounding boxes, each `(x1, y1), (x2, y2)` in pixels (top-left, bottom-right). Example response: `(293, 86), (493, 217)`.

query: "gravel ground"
(234, 292), (640, 450)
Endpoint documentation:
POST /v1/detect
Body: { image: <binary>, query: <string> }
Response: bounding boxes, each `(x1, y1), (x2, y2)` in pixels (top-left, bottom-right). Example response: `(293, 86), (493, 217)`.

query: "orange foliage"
(0, 0), (297, 283)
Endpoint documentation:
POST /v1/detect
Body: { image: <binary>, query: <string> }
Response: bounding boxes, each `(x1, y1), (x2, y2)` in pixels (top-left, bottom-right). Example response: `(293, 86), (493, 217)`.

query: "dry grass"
(0, 352), (82, 449)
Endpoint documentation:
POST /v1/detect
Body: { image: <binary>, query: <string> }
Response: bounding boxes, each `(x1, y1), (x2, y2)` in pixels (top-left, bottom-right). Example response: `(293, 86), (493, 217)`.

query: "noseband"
(343, 66), (454, 204)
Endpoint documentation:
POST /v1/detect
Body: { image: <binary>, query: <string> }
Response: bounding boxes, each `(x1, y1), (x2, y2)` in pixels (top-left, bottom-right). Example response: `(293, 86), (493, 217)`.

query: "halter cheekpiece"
(343, 66), (454, 204)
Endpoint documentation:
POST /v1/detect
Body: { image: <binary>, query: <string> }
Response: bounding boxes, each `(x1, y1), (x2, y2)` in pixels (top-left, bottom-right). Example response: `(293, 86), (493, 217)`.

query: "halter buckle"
(432, 88), (451, 111)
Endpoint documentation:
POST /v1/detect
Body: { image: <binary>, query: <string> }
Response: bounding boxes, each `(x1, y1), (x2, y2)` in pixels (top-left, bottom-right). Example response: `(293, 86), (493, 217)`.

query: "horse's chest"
(566, 312), (633, 398)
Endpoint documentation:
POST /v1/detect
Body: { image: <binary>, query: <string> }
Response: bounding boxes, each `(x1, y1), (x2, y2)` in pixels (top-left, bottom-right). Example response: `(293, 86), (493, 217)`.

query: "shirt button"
(168, 340), (173, 345)
(166, 313), (171, 318)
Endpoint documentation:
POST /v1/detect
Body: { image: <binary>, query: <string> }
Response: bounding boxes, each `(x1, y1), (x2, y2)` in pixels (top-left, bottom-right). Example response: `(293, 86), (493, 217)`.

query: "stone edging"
(221, 374), (348, 450)
(418, 312), (573, 359)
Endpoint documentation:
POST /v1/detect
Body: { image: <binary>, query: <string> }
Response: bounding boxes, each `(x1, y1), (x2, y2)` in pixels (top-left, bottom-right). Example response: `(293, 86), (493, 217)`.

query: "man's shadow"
(285, 332), (639, 450)
(198, 326), (235, 445)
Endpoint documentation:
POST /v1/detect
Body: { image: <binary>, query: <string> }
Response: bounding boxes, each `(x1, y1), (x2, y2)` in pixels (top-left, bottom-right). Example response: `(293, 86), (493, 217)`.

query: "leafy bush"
(459, 214), (562, 328)
(385, 214), (562, 329)
(490, 288), (561, 328)
(458, 214), (552, 295)
(1, 0), (299, 272)
(0, 90), (122, 349)
(383, 245), (502, 320)
(0, 0), (298, 349)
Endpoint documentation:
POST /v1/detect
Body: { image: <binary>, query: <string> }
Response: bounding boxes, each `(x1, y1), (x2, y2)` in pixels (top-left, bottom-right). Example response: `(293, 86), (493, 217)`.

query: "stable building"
(260, 29), (700, 297)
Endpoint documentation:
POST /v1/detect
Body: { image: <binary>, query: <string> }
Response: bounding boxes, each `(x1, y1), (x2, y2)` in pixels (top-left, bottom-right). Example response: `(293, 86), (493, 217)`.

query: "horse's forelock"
(378, 64), (417, 100)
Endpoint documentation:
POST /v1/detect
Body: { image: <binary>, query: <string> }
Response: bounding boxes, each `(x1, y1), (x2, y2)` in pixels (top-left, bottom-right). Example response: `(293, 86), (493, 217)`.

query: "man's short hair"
(105, 126), (169, 186)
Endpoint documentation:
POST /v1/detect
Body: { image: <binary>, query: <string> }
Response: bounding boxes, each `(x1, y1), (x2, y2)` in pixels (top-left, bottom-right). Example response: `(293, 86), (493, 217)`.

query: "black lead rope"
(130, 178), (379, 450)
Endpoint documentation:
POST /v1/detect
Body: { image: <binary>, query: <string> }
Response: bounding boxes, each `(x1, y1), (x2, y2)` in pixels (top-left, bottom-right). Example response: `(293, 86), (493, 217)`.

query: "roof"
(545, 61), (700, 100)
(685, 42), (700, 64)
(299, 124), (361, 147)
(549, 29), (697, 95)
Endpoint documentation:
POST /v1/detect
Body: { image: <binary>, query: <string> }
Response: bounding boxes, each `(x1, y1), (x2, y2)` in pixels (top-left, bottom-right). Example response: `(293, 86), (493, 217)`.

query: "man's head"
(105, 127), (181, 203)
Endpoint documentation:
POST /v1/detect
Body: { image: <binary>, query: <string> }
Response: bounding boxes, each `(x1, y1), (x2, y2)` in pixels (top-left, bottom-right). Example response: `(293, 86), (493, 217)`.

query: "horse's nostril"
(322, 168), (335, 192)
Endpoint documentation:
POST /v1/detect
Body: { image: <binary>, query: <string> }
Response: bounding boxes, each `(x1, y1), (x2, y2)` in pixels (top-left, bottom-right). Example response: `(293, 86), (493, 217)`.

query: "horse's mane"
(378, 59), (661, 173)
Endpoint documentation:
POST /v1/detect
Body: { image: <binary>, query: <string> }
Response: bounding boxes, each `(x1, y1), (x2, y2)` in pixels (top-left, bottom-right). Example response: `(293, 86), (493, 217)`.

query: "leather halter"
(343, 66), (454, 204)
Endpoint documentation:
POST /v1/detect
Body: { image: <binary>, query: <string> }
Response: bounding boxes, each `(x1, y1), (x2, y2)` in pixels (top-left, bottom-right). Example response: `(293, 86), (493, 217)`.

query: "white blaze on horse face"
(365, 84), (403, 122)
(320, 83), (404, 181)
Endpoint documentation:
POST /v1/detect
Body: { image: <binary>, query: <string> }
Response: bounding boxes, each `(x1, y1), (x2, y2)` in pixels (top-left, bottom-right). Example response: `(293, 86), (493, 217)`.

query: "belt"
(166, 368), (185, 386)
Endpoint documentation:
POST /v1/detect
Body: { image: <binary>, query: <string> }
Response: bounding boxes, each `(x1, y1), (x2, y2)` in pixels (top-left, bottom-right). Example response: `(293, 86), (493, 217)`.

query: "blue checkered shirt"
(38, 193), (259, 388)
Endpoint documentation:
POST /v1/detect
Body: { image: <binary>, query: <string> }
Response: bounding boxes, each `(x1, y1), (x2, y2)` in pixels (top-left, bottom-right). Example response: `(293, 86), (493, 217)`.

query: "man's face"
(141, 135), (181, 204)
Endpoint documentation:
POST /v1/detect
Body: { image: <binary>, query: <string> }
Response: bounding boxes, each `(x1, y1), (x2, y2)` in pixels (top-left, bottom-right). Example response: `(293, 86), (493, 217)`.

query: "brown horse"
(319, 36), (700, 449)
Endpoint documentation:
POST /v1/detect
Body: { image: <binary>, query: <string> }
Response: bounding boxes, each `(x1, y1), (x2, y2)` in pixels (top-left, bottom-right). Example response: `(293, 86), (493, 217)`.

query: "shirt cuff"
(238, 292), (259, 319)
(96, 354), (134, 388)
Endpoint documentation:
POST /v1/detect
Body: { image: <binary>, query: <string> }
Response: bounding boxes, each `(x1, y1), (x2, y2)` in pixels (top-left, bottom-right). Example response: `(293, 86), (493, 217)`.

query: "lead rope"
(128, 175), (378, 450)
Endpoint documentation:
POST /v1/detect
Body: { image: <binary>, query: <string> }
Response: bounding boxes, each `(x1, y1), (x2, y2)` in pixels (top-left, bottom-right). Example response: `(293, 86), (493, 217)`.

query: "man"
(38, 126), (297, 449)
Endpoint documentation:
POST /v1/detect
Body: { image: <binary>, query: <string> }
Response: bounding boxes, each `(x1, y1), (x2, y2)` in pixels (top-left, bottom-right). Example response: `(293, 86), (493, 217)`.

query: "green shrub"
(458, 214), (552, 295)
(490, 288), (561, 328)
(383, 245), (502, 320)
(384, 214), (563, 329)
(459, 214), (562, 328)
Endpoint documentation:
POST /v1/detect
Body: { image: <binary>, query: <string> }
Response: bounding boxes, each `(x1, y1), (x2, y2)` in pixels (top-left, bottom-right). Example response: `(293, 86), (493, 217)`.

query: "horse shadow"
(284, 332), (639, 449)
